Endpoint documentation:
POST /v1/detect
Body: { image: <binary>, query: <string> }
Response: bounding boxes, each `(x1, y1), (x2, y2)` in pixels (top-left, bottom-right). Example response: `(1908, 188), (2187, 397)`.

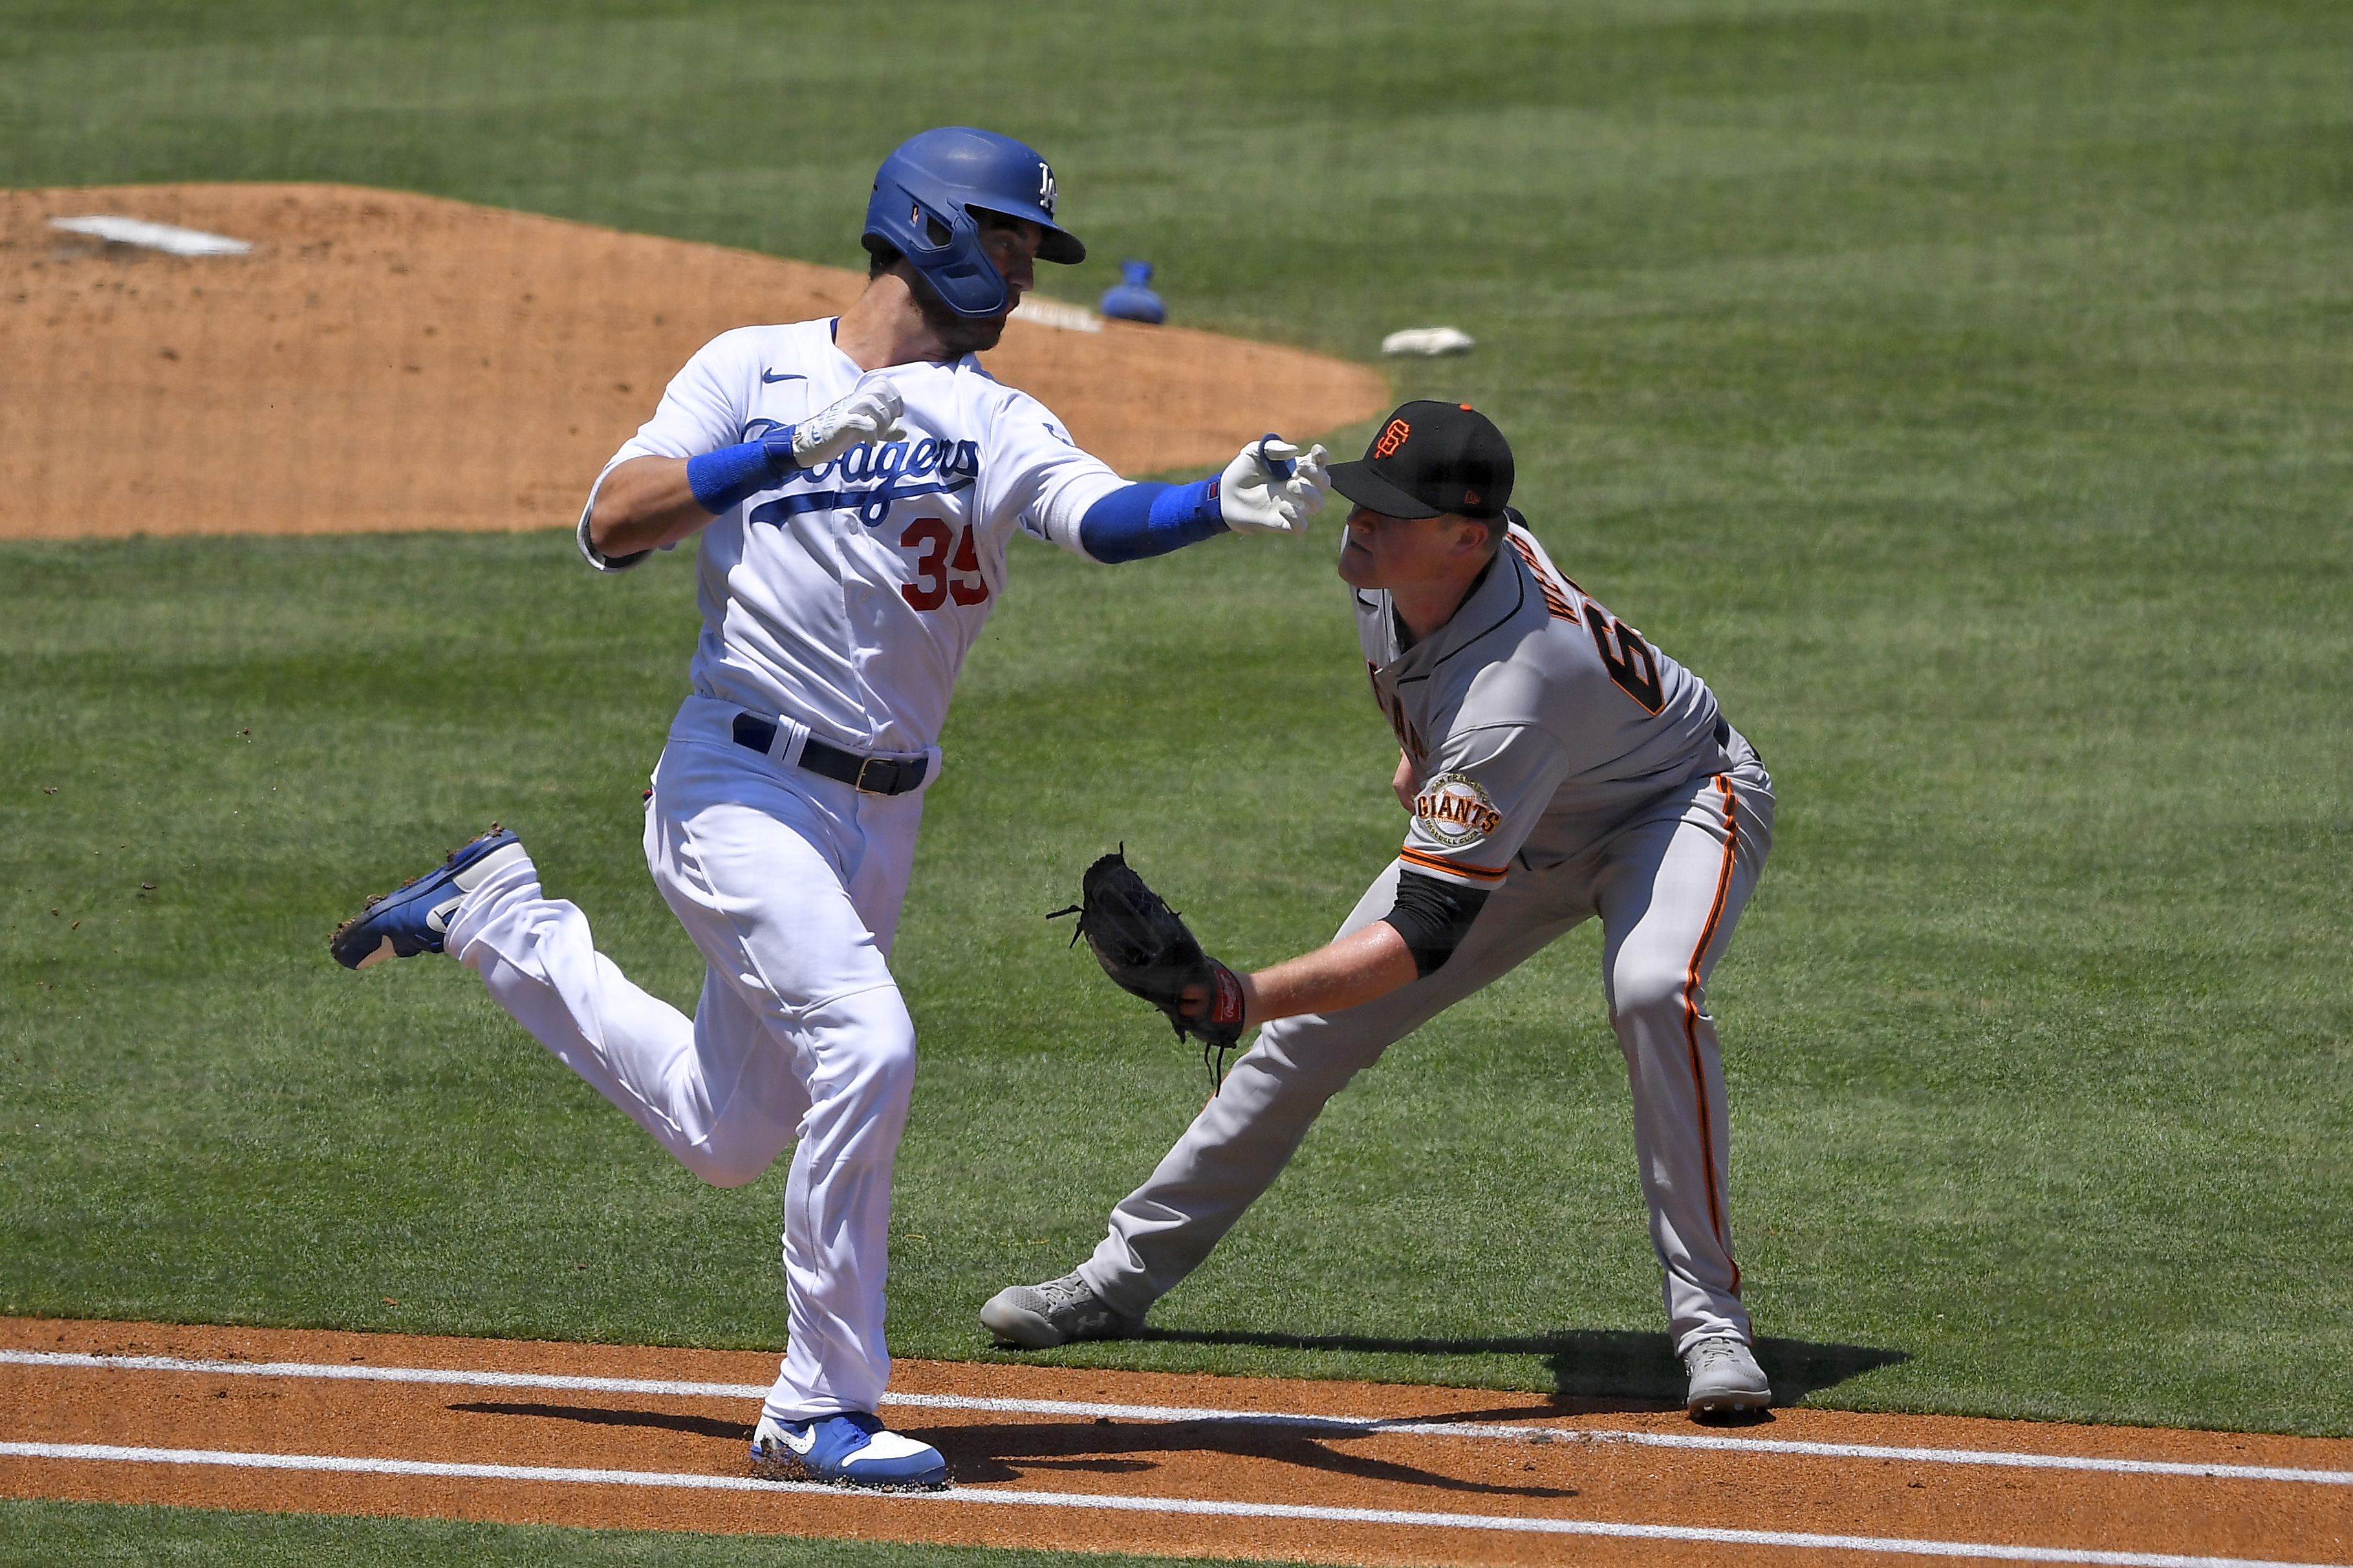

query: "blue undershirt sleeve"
(1078, 478), (1228, 564)
(686, 437), (792, 515)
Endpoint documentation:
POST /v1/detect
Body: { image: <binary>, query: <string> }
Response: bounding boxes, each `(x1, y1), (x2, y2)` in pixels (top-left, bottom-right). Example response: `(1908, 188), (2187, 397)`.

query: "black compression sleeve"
(1380, 868), (1491, 978)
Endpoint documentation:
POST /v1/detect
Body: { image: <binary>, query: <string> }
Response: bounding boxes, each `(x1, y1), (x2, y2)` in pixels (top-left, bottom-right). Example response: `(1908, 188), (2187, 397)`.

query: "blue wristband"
(686, 428), (796, 514)
(1078, 477), (1227, 564)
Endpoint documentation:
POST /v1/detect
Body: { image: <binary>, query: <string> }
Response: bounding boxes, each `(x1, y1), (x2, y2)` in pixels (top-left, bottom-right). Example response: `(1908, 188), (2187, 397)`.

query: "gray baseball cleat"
(979, 1271), (1140, 1349)
(1683, 1334), (1773, 1417)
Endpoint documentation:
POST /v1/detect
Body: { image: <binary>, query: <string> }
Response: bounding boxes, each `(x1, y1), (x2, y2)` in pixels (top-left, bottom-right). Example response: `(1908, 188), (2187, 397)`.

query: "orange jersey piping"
(1397, 845), (1508, 884)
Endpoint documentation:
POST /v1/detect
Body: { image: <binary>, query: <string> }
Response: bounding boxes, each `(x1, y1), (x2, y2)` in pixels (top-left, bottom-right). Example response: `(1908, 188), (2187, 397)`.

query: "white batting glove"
(1219, 435), (1330, 534)
(788, 375), (907, 469)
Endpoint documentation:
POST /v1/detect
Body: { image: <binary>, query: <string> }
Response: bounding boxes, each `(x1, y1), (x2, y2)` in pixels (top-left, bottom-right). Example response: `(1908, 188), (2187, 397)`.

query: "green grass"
(0, 1499), (1290, 1568)
(1, 0), (2349, 1523)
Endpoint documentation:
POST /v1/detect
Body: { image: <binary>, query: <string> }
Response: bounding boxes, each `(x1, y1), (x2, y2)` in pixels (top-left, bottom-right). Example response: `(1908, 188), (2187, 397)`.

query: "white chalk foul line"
(5, 1349), (2348, 1488)
(0, 1441), (2326, 1568)
(0, 1349), (772, 1402)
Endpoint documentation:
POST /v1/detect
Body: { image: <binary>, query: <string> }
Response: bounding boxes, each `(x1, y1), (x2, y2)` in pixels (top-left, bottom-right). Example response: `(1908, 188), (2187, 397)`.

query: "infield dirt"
(0, 184), (1386, 541)
(4, 1318), (2347, 1566)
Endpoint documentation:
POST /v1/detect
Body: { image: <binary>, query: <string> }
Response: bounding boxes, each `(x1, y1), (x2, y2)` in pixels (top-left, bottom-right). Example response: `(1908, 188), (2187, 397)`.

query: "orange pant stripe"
(1681, 774), (1741, 1291)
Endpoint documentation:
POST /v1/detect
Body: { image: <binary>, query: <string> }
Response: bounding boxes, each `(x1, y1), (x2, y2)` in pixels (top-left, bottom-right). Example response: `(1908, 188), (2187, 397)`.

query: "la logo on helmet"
(1037, 162), (1057, 216)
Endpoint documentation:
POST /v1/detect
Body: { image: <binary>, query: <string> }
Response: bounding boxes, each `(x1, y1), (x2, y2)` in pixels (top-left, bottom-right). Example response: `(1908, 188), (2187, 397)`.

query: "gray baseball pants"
(1078, 749), (1773, 1354)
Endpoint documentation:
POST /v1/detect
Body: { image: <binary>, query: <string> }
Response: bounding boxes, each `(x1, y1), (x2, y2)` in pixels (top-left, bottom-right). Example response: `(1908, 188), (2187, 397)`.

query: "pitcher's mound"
(0, 184), (1387, 541)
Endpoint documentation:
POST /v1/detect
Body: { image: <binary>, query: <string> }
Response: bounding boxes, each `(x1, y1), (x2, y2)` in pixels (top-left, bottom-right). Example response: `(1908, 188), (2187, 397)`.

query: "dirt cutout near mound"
(3, 1318), (2348, 1567)
(0, 185), (1387, 541)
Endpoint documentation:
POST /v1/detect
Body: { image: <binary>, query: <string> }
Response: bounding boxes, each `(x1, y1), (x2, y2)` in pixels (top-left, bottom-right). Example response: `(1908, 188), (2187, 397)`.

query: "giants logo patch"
(1373, 418), (1411, 458)
(1413, 773), (1502, 848)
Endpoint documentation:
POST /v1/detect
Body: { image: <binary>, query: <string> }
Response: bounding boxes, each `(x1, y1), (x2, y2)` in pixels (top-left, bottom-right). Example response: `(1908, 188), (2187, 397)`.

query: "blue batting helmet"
(863, 127), (1085, 319)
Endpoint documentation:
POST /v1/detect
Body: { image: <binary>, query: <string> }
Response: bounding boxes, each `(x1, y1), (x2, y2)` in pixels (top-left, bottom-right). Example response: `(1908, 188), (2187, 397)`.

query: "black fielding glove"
(1052, 850), (1246, 1088)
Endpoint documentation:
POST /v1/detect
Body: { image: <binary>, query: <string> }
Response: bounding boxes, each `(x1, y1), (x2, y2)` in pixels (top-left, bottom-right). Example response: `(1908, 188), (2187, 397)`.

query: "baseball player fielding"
(330, 126), (1330, 1488)
(982, 401), (1779, 1421)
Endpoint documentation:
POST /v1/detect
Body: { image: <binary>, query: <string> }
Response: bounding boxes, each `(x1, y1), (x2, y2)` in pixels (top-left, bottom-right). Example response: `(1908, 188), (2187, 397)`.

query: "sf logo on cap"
(1373, 418), (1411, 458)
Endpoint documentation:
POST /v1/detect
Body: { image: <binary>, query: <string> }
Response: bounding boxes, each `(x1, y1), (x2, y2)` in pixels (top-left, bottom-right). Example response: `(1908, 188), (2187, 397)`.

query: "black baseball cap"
(1327, 400), (1513, 521)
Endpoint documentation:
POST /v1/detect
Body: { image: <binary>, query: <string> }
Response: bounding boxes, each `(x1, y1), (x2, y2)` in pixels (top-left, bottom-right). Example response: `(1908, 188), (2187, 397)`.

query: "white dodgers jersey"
(585, 319), (1127, 755)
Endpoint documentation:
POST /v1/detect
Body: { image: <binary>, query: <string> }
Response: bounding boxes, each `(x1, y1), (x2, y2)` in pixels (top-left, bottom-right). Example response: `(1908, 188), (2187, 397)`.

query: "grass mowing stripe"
(0, 1497), (1286, 1568)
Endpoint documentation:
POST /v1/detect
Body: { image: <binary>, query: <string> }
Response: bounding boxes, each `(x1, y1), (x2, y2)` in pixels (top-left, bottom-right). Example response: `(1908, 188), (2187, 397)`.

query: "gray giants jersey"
(1356, 520), (1730, 890)
(582, 318), (1126, 756)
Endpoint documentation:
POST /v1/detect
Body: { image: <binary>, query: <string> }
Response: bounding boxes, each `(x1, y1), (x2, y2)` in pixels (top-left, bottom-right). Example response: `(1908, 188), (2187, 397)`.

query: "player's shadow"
(924, 1415), (1580, 1496)
(1124, 1327), (1908, 1416)
(447, 1400), (1578, 1498)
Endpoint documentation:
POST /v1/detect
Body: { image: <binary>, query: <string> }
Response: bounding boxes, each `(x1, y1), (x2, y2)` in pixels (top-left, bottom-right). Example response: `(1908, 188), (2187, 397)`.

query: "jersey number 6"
(900, 517), (989, 611)
(1582, 603), (1665, 714)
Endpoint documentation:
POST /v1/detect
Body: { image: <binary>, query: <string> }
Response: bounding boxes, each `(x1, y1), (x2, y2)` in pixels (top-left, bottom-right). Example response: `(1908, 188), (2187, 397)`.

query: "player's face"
(1336, 504), (1482, 590)
(918, 215), (1042, 356)
(976, 216), (1040, 302)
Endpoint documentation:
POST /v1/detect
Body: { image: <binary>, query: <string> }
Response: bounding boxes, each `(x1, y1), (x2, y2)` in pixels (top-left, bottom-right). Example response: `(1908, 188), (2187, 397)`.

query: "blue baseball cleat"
(748, 1410), (948, 1489)
(330, 826), (526, 970)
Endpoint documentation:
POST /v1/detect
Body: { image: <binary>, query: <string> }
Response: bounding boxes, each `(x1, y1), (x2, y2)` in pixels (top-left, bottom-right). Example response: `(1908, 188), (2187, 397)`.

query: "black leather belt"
(732, 713), (928, 795)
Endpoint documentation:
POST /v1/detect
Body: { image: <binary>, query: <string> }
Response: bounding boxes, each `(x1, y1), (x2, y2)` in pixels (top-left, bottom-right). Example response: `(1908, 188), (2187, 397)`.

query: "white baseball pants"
(1079, 747), (1774, 1355)
(446, 696), (929, 1420)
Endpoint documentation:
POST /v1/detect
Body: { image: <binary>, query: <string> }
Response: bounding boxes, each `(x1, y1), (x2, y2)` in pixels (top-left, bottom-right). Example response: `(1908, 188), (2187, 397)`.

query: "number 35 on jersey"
(899, 517), (989, 611)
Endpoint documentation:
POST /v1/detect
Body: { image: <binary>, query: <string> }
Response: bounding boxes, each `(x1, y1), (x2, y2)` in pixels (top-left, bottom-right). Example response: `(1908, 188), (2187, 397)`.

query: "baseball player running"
(330, 127), (1330, 1487)
(982, 402), (1778, 1418)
